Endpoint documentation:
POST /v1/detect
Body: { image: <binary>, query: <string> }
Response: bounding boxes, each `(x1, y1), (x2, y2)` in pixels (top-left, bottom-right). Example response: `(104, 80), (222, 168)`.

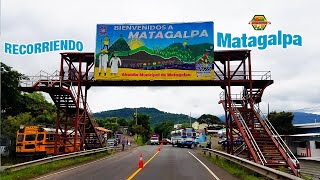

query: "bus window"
(46, 134), (55, 141)
(25, 134), (36, 141)
(37, 134), (44, 141)
(18, 135), (24, 142)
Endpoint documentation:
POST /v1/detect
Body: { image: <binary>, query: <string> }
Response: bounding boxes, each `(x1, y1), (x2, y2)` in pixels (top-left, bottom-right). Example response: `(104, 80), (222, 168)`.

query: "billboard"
(94, 22), (214, 81)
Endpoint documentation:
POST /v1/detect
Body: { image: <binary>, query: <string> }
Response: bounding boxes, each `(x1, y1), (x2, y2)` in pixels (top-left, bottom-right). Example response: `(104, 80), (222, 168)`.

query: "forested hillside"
(93, 107), (197, 126)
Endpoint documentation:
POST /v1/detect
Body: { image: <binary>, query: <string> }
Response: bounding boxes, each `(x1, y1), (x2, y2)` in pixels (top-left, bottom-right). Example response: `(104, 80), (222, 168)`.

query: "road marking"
(188, 151), (220, 180)
(127, 151), (159, 180)
(144, 151), (159, 166)
(34, 148), (136, 180)
(127, 168), (142, 180)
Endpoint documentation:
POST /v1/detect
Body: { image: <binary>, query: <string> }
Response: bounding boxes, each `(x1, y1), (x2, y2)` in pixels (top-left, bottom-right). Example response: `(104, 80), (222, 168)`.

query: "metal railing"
(20, 70), (94, 88)
(20, 70), (61, 88)
(253, 104), (300, 168)
(2, 146), (114, 172)
(219, 91), (245, 102)
(202, 148), (303, 180)
(214, 71), (271, 81)
(230, 101), (267, 165)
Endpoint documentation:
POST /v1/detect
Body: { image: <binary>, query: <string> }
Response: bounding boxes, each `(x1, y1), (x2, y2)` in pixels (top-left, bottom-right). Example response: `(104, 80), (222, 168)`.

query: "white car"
(107, 138), (116, 147)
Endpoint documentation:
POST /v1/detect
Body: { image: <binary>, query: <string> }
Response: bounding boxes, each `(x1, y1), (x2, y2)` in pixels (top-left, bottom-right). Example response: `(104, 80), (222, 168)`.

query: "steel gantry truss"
(20, 53), (103, 154)
(213, 50), (299, 176)
(19, 49), (300, 176)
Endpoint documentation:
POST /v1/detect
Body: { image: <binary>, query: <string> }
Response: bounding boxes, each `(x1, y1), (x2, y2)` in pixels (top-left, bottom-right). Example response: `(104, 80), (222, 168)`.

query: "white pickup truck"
(150, 134), (159, 145)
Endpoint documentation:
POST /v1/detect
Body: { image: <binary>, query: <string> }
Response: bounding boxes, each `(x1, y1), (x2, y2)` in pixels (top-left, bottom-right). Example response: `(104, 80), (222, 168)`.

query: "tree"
(1, 112), (33, 153)
(104, 122), (119, 133)
(21, 92), (56, 121)
(154, 121), (174, 139)
(268, 111), (295, 135)
(128, 113), (151, 143)
(95, 118), (105, 127)
(0, 63), (57, 155)
(180, 123), (191, 129)
(1, 62), (26, 116)
(197, 114), (222, 125)
(95, 117), (128, 132)
(116, 117), (128, 126)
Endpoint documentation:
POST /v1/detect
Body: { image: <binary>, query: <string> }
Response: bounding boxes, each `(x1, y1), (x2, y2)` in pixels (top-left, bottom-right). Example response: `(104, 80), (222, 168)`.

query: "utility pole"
(189, 112), (191, 128)
(135, 108), (138, 125)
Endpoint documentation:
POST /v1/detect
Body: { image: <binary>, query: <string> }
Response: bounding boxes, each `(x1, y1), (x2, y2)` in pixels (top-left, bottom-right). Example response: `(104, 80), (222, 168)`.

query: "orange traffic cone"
(158, 145), (161, 152)
(138, 154), (144, 168)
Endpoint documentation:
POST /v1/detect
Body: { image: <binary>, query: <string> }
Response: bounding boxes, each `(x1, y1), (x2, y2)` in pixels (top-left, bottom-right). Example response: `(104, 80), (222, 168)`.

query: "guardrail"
(2, 146), (114, 172)
(202, 148), (303, 180)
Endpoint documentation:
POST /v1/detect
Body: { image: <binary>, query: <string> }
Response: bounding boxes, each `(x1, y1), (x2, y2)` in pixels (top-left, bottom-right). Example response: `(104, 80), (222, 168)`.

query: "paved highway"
(35, 145), (238, 180)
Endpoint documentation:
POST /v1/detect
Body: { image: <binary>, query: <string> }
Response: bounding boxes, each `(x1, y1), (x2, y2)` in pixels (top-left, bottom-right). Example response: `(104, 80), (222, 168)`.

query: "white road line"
(34, 148), (136, 180)
(188, 151), (220, 180)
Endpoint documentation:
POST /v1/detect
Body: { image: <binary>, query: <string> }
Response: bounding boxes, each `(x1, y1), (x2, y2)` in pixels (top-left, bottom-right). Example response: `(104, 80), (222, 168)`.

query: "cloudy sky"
(2, 0), (320, 118)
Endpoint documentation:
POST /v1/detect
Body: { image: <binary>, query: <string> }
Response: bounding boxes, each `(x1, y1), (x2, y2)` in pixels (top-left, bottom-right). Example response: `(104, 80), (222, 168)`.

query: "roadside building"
(192, 121), (208, 130)
(282, 123), (320, 157)
(117, 126), (128, 135)
(174, 124), (182, 129)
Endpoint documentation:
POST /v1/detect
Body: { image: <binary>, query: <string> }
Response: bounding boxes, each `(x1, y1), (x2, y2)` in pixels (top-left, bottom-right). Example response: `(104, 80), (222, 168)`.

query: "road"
(35, 145), (238, 180)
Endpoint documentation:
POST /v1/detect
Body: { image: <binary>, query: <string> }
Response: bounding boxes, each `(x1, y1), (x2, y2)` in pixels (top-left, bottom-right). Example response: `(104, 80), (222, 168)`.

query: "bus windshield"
(25, 134), (36, 141)
(37, 134), (44, 141)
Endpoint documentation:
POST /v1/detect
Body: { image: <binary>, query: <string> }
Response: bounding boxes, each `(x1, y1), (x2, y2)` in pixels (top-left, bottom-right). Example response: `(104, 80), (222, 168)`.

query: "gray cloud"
(2, 0), (320, 118)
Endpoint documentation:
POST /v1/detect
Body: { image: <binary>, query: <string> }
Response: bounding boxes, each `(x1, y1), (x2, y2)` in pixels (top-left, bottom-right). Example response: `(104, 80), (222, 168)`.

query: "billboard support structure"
(18, 49), (302, 176)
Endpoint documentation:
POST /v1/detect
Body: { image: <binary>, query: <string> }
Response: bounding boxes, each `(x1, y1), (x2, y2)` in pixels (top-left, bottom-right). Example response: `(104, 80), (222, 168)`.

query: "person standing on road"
(121, 137), (126, 151)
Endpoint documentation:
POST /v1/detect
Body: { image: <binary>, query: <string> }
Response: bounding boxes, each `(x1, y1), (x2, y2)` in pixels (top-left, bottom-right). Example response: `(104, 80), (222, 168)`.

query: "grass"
(202, 153), (264, 180)
(301, 175), (314, 180)
(133, 135), (145, 146)
(0, 150), (112, 180)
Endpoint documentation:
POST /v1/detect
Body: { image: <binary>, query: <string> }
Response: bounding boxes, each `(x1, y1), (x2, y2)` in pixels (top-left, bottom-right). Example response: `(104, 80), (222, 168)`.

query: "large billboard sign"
(94, 22), (214, 81)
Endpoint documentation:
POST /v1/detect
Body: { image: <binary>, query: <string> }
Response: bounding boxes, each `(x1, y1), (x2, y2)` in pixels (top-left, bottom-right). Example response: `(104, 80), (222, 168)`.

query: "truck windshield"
(151, 137), (158, 140)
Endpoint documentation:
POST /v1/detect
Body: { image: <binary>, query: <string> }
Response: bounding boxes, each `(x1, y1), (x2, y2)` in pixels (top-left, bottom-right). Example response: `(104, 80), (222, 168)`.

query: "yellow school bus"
(16, 125), (80, 156)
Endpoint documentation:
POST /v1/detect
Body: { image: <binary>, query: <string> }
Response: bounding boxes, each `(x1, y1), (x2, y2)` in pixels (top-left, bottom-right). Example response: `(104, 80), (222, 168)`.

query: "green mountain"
(92, 107), (196, 126)
(109, 36), (131, 52)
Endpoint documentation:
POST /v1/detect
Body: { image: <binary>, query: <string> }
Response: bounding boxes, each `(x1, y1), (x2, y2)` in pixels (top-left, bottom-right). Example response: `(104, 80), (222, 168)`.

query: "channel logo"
(249, 15), (271, 31)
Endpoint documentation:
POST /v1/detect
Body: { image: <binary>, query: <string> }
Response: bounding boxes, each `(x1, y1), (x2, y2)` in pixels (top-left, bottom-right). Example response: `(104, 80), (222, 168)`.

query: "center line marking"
(127, 151), (160, 180)
(188, 151), (220, 180)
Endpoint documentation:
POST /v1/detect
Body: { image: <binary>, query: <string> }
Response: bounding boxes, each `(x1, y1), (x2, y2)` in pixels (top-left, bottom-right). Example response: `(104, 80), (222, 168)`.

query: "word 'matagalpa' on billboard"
(114, 24), (209, 39)
(94, 22), (214, 81)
